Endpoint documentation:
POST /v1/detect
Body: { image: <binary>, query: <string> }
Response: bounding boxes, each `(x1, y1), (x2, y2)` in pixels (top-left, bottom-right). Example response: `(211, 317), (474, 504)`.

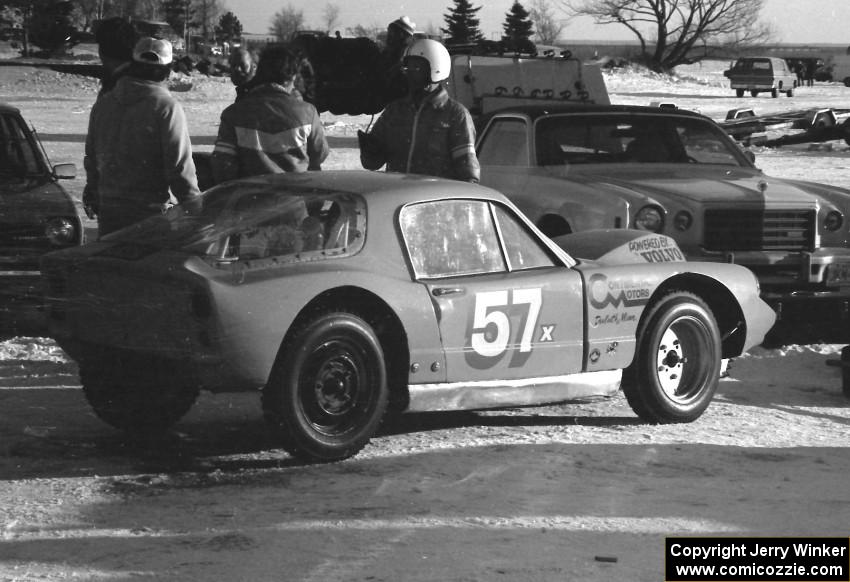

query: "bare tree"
(193, 0), (224, 41)
(269, 3), (304, 42)
(529, 0), (566, 45)
(563, 0), (772, 71)
(322, 3), (340, 35)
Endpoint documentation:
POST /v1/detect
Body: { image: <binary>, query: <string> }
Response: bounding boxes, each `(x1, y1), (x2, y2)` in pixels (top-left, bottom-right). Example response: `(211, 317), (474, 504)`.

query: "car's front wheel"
(621, 291), (721, 423)
(80, 358), (199, 434)
(263, 312), (388, 462)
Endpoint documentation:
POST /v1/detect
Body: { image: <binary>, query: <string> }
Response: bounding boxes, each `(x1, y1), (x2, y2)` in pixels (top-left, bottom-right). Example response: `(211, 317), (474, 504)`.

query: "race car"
(41, 171), (775, 462)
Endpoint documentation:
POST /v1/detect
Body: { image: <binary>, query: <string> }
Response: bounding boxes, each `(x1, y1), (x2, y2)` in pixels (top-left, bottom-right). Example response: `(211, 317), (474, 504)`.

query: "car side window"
(492, 205), (556, 270)
(401, 199), (507, 278)
(477, 118), (529, 166)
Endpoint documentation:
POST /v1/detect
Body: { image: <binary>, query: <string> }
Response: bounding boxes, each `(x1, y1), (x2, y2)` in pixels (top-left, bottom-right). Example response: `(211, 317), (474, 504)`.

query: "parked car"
(476, 104), (850, 311)
(0, 103), (84, 323)
(723, 56), (797, 97)
(41, 171), (774, 462)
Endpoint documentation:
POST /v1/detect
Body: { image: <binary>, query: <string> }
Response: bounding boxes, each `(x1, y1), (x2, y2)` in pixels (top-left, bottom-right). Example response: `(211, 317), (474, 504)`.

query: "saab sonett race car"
(41, 171), (775, 462)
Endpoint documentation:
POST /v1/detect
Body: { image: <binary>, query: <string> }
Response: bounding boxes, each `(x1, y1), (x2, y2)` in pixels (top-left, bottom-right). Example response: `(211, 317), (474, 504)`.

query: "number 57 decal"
(471, 288), (543, 357)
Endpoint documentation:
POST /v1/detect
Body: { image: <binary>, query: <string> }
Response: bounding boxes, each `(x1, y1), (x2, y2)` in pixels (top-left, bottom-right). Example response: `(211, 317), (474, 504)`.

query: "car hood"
(0, 177), (77, 218)
(559, 164), (837, 207)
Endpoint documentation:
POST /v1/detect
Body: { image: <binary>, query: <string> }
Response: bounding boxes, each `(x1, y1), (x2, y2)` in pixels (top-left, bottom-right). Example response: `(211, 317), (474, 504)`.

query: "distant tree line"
(0, 0), (242, 54)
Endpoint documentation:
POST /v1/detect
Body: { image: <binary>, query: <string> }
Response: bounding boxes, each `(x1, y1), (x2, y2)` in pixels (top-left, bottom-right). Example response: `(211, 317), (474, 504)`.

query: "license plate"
(826, 262), (850, 285)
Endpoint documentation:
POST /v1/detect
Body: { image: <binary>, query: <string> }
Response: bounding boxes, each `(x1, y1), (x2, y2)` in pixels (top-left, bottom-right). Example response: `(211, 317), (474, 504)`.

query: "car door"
(400, 198), (584, 383)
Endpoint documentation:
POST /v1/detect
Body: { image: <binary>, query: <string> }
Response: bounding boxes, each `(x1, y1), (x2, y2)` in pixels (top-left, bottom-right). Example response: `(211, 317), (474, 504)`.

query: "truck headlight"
(45, 217), (78, 246)
(824, 210), (843, 232)
(674, 211), (693, 231)
(634, 206), (664, 232)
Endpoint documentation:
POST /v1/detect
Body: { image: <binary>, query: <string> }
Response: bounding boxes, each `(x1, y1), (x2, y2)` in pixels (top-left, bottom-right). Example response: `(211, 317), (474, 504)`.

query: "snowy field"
(1, 59), (849, 582)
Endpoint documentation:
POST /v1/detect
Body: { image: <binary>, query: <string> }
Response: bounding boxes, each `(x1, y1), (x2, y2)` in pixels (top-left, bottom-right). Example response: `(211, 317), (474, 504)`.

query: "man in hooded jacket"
(84, 37), (200, 236)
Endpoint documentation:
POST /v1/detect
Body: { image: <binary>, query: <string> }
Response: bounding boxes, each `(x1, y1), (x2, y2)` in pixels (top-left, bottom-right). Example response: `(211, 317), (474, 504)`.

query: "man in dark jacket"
(210, 45), (329, 183)
(84, 37), (200, 236)
(358, 38), (479, 183)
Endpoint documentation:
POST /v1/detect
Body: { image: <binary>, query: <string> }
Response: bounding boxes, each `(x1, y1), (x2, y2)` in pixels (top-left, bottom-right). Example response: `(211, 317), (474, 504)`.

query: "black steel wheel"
(622, 291), (721, 423)
(263, 312), (388, 462)
(80, 357), (199, 434)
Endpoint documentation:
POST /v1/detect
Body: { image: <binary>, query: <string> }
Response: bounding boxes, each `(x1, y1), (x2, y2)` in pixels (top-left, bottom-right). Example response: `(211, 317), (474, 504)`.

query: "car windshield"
(0, 113), (44, 179)
(101, 182), (365, 261)
(534, 114), (747, 167)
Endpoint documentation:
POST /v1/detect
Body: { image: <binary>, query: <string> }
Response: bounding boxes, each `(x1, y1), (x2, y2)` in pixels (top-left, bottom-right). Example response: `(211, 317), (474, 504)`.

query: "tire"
(263, 312), (388, 462)
(843, 77), (850, 88)
(621, 291), (721, 423)
(750, 90), (759, 97)
(771, 87), (778, 98)
(786, 87), (793, 97)
(735, 88), (744, 98)
(80, 357), (199, 434)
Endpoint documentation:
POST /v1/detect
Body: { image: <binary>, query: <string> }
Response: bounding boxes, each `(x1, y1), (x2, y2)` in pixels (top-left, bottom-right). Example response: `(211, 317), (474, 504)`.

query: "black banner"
(665, 537), (850, 581)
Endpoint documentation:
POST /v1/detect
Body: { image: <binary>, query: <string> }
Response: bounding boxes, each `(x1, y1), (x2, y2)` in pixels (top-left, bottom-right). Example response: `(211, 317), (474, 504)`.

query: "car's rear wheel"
(621, 291), (721, 423)
(80, 357), (199, 434)
(263, 312), (388, 462)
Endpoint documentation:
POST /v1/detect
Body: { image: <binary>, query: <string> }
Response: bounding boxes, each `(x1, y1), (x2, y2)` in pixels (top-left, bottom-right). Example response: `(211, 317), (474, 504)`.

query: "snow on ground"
(1, 59), (850, 582)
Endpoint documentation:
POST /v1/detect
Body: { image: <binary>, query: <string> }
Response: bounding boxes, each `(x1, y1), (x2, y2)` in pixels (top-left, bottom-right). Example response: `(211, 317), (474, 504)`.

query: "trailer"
(718, 106), (850, 147)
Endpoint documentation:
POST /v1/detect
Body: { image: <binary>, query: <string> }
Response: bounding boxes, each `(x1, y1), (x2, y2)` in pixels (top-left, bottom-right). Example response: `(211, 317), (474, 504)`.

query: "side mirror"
(744, 150), (756, 164)
(53, 163), (76, 179)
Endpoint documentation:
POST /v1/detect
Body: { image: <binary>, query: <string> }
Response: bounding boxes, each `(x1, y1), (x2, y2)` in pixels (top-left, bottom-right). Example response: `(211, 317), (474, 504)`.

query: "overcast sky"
(223, 0), (850, 45)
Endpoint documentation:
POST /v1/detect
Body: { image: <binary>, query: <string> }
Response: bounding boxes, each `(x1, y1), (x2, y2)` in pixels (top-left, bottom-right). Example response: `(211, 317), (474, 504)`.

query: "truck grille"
(703, 209), (815, 252)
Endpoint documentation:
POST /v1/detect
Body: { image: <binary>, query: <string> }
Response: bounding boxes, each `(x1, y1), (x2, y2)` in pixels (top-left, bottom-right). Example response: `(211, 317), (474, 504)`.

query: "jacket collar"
(407, 85), (449, 110)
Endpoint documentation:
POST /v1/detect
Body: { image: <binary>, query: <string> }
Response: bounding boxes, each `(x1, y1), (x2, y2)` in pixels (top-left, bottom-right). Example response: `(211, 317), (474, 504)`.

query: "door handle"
(432, 287), (465, 297)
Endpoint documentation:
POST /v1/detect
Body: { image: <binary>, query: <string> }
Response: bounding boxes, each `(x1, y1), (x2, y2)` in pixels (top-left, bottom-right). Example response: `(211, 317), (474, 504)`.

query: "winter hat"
(133, 37), (173, 66)
(389, 16), (416, 36)
(95, 17), (137, 62)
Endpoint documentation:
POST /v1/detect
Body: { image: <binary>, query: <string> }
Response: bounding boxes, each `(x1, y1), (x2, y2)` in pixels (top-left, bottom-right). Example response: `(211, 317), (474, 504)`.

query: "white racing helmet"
(404, 38), (451, 83)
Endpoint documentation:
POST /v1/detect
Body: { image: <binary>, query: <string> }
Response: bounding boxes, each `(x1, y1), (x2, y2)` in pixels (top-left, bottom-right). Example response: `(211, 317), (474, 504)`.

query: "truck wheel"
(750, 90), (759, 97)
(263, 312), (388, 462)
(786, 87), (794, 97)
(80, 359), (199, 434)
(771, 87), (778, 98)
(844, 77), (850, 88)
(621, 291), (721, 423)
(735, 89), (744, 98)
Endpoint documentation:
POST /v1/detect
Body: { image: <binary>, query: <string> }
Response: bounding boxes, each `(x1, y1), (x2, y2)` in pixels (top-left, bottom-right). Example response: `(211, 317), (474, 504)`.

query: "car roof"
(214, 170), (510, 208)
(0, 102), (20, 114)
(482, 103), (710, 123)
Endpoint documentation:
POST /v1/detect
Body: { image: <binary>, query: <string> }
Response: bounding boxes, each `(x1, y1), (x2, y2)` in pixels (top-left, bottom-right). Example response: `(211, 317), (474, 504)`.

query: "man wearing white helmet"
(359, 38), (480, 183)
